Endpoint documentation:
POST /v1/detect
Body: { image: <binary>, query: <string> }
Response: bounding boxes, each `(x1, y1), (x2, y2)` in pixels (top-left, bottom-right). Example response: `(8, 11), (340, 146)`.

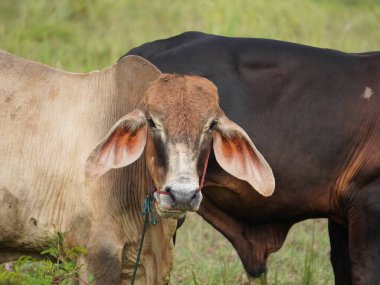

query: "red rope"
(198, 149), (210, 192)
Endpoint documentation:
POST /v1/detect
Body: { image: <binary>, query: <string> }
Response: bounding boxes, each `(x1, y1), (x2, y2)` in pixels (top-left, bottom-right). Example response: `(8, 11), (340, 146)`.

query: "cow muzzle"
(154, 181), (202, 219)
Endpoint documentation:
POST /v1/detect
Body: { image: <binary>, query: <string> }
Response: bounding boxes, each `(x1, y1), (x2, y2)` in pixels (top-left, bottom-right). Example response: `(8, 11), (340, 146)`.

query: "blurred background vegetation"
(1, 0), (380, 71)
(1, 0), (379, 284)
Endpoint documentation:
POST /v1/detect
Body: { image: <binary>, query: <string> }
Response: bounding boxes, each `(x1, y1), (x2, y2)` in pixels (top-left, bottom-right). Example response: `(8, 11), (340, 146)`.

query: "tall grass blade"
(303, 220), (316, 285)
(191, 269), (199, 285)
(260, 272), (268, 285)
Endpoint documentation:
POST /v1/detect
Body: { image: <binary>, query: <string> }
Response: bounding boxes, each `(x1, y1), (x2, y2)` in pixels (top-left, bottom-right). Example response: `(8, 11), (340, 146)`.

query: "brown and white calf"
(0, 51), (274, 284)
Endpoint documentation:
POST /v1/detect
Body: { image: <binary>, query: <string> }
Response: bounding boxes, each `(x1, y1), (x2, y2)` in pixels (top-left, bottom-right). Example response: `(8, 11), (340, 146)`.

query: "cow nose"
(164, 185), (201, 209)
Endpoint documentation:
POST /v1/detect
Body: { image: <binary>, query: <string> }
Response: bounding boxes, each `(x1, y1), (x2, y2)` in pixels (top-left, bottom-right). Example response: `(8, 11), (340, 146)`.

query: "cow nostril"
(163, 186), (199, 204)
(191, 189), (199, 200)
(164, 186), (176, 201)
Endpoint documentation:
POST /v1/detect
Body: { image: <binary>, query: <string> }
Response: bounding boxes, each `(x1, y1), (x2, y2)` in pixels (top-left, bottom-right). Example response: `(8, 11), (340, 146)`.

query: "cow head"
(86, 73), (274, 219)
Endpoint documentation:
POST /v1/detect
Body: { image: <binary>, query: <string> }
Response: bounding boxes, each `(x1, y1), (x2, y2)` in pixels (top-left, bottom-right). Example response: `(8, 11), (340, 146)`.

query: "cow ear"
(212, 113), (275, 196)
(85, 109), (147, 180)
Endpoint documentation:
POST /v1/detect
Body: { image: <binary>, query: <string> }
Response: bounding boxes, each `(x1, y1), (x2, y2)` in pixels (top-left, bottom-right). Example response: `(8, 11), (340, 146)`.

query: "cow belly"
(0, 179), (91, 254)
(0, 187), (57, 250)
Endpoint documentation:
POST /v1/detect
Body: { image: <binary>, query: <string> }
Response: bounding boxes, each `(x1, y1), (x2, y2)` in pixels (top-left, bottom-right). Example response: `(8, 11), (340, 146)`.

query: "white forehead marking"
(361, 87), (374, 100)
(166, 143), (198, 182)
(171, 144), (195, 173)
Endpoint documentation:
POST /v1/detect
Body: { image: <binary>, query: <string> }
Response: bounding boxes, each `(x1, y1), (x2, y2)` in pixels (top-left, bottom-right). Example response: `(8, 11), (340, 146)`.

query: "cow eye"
(209, 120), (218, 130)
(147, 118), (156, 129)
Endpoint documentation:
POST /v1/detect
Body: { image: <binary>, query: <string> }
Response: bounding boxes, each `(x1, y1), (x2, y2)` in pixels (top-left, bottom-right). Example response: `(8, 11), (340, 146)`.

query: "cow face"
(86, 74), (275, 219)
(142, 75), (218, 219)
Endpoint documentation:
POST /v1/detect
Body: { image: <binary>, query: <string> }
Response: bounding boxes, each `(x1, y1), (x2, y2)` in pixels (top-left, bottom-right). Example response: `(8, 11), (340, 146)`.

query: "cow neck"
(153, 149), (210, 195)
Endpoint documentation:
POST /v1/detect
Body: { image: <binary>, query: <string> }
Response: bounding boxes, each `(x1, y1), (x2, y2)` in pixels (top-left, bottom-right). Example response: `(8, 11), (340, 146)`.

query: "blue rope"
(130, 188), (158, 285)
(142, 191), (158, 225)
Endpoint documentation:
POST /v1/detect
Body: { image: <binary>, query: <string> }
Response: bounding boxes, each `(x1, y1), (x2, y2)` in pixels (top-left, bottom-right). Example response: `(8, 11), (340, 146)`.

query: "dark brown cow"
(124, 32), (380, 285)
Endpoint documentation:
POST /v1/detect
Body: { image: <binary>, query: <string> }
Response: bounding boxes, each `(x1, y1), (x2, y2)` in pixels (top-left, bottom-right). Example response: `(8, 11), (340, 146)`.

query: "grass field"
(1, 1), (380, 284)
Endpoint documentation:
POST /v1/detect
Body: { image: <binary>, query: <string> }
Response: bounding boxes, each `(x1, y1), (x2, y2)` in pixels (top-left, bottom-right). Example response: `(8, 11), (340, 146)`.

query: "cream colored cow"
(0, 51), (177, 285)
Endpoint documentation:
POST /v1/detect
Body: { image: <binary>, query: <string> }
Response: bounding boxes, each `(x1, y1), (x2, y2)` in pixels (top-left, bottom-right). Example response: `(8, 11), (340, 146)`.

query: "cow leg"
(173, 215), (186, 245)
(347, 181), (380, 285)
(76, 235), (124, 285)
(328, 219), (352, 285)
(198, 193), (291, 277)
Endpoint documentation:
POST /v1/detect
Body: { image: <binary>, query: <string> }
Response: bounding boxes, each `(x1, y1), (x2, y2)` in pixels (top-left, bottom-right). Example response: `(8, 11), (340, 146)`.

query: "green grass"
(1, 0), (379, 284)
(0, 232), (91, 285)
(1, 0), (380, 72)
(171, 214), (332, 285)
